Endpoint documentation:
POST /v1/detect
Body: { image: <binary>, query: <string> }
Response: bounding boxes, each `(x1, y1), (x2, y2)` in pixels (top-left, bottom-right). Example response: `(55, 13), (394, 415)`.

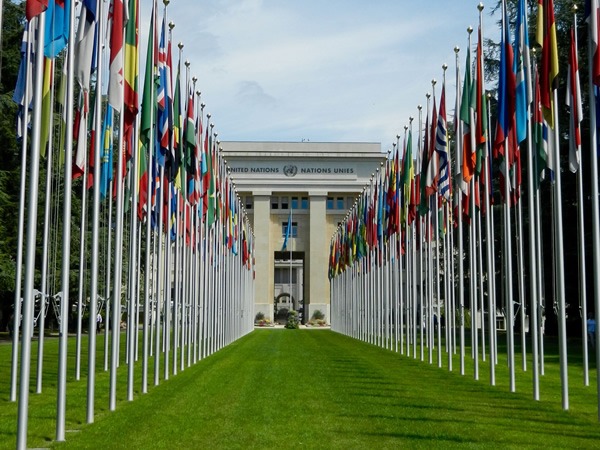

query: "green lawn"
(2, 330), (600, 449)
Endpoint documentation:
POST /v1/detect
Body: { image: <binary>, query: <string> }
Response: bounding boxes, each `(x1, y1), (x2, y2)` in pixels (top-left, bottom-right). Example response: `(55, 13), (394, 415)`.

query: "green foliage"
(310, 309), (324, 321)
(285, 310), (299, 329)
(254, 312), (265, 322)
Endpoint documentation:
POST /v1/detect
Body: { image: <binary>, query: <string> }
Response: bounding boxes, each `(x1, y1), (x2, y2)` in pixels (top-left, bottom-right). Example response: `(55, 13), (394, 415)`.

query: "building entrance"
(274, 251), (304, 323)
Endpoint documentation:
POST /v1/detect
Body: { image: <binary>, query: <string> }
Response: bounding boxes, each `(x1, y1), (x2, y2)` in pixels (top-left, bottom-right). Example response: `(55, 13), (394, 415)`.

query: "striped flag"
(587, 0), (600, 85)
(123, 0), (139, 161)
(108, 0), (125, 111)
(536, 0), (559, 128)
(567, 23), (582, 173)
(436, 84), (450, 200)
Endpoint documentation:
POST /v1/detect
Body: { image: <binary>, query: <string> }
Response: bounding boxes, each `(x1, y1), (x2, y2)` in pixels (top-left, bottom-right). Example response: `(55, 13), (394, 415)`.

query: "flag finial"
(478, 2), (484, 12)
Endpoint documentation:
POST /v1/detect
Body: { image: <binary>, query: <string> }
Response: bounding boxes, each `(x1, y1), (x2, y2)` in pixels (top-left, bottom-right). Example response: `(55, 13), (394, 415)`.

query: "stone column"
(308, 193), (330, 321)
(253, 194), (274, 321)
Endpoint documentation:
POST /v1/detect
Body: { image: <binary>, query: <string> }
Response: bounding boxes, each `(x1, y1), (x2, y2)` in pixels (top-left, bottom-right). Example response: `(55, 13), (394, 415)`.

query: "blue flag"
(281, 210), (292, 251)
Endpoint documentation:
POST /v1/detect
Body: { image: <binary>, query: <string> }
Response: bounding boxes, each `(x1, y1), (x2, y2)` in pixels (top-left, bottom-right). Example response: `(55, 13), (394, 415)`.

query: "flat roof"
(221, 141), (383, 157)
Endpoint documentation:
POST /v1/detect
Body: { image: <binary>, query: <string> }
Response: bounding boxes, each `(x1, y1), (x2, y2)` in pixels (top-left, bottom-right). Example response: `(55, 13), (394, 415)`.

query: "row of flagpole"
(330, 0), (600, 419)
(10, 0), (256, 448)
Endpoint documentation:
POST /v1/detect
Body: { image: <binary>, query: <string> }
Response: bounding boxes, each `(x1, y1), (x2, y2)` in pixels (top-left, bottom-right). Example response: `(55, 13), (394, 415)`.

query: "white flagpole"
(586, 0), (600, 419)
(56, 2), (76, 438)
(87, 0), (106, 422)
(16, 11), (46, 449)
(10, 23), (31, 403)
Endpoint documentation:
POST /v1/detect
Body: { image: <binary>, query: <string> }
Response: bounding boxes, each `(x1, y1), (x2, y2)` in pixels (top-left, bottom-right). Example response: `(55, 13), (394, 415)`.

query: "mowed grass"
(2, 330), (600, 449)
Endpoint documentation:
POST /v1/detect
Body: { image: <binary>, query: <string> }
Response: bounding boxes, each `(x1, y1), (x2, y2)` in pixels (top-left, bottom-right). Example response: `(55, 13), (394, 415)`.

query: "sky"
(143, 0), (501, 153)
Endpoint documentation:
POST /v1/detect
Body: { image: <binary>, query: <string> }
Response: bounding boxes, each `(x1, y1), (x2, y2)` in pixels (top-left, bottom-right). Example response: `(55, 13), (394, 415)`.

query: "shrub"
(311, 310), (325, 321)
(255, 312), (265, 322)
(285, 310), (300, 329)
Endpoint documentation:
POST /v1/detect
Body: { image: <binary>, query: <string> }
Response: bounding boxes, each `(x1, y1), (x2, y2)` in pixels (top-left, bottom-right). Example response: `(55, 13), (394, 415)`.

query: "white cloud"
(144, 0), (500, 149)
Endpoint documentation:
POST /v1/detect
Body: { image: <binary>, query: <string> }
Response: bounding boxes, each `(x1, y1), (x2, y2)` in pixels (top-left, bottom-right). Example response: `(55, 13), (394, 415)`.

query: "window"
(275, 268), (298, 283)
(336, 197), (345, 210)
(281, 196), (289, 210)
(291, 197), (299, 209)
(244, 196), (253, 210)
(271, 196), (279, 210)
(301, 197), (308, 209)
(326, 197), (334, 210)
(282, 222), (298, 238)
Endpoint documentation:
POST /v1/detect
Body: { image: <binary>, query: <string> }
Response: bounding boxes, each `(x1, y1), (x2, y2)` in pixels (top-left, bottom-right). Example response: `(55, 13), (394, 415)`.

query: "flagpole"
(454, 44), (465, 375)
(587, 0), (600, 420)
(568, 4), (589, 387)
(17, 10), (46, 449)
(87, 0), (106, 422)
(10, 23), (32, 403)
(56, 2), (76, 439)
(37, 61), (56, 393)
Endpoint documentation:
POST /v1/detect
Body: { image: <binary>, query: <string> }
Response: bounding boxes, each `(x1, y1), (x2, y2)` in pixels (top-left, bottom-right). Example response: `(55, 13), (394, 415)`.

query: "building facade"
(222, 141), (385, 323)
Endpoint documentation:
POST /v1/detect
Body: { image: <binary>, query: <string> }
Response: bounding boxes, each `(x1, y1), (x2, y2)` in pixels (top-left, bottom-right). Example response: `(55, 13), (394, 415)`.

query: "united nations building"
(222, 141), (385, 324)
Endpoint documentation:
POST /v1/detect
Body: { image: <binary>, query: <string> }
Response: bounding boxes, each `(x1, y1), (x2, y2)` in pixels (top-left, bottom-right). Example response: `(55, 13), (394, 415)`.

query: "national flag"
(171, 47), (182, 186)
(100, 105), (114, 199)
(536, 0), (559, 128)
(401, 130), (415, 224)
(44, 0), (71, 58)
(494, 0), (516, 161)
(138, 139), (148, 220)
(474, 25), (487, 172)
(74, 0), (97, 92)
(156, 16), (169, 168)
(26, 0), (48, 21)
(533, 65), (550, 185)
(108, 0), (125, 111)
(514, 0), (530, 144)
(40, 57), (53, 158)
(460, 39), (474, 185)
(418, 104), (431, 215)
(140, 2), (156, 154)
(425, 97), (439, 198)
(567, 23), (583, 173)
(587, 0), (600, 85)
(13, 23), (33, 141)
(184, 88), (197, 203)
(435, 84), (450, 200)
(123, 0), (139, 161)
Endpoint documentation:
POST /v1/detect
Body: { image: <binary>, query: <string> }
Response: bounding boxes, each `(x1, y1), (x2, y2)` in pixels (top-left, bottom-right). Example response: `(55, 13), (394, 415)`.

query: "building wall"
(222, 141), (385, 323)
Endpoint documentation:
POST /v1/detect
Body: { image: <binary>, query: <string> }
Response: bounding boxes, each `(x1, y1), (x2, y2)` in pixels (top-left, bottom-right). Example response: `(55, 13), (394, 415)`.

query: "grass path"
(2, 330), (600, 448)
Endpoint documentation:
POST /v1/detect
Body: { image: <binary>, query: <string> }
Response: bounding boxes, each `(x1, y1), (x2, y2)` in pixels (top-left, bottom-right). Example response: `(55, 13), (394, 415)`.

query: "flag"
(40, 58), (53, 158)
(401, 131), (414, 224)
(281, 211), (292, 252)
(156, 16), (169, 169)
(537, 0), (559, 128)
(435, 84), (450, 200)
(425, 97), (439, 198)
(123, 0), (139, 161)
(587, 0), (600, 86)
(494, 0), (516, 161)
(44, 0), (71, 58)
(184, 88), (197, 203)
(100, 105), (114, 199)
(138, 139), (148, 220)
(13, 24), (33, 138)
(26, 0), (48, 21)
(514, 0), (530, 144)
(74, 0), (97, 92)
(533, 65), (549, 185)
(140, 2), (156, 153)
(474, 25), (487, 172)
(460, 40), (474, 185)
(108, 0), (125, 111)
(567, 24), (582, 173)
